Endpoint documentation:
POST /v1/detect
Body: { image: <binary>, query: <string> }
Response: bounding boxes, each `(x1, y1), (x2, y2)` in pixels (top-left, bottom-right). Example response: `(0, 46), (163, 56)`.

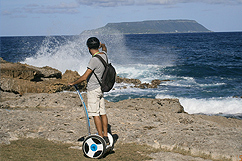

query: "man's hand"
(68, 68), (93, 86)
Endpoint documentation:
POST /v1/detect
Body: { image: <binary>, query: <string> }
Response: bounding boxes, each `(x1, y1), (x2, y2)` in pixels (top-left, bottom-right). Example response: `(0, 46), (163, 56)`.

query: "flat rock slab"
(0, 91), (241, 161)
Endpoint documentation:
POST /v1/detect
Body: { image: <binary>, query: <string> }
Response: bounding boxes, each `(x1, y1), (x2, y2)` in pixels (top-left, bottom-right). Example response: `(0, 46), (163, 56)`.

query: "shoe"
(103, 136), (110, 145)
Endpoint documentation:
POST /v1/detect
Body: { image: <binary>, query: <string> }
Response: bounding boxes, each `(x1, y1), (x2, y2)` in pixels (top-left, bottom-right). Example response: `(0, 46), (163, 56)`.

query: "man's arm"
(69, 68), (92, 86)
(100, 43), (107, 53)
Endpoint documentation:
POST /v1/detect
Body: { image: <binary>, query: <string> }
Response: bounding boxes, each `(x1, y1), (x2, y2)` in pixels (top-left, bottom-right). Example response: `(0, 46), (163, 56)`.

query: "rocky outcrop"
(0, 58), (61, 81)
(116, 76), (141, 85)
(116, 76), (172, 89)
(0, 58), (86, 94)
(106, 97), (185, 113)
(0, 77), (66, 94)
(0, 58), (167, 95)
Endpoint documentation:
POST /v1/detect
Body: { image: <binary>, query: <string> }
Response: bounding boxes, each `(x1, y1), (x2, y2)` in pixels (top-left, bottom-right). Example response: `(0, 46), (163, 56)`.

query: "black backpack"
(93, 54), (116, 92)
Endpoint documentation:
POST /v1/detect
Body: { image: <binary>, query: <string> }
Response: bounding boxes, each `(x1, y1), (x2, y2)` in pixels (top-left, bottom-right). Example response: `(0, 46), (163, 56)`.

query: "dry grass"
(1, 138), (157, 161)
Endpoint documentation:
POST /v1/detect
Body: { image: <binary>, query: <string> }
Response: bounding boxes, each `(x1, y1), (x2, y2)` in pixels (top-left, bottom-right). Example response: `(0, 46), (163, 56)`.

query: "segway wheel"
(106, 133), (114, 152)
(82, 134), (106, 159)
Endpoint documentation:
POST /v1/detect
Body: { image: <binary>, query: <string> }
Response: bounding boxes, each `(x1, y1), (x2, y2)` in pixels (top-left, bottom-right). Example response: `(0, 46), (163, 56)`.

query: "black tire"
(106, 133), (114, 152)
(82, 134), (106, 159)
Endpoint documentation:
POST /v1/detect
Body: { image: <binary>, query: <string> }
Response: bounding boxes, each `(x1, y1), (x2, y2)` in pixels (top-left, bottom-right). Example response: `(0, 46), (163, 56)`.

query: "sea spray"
(22, 35), (90, 74)
(22, 31), (130, 75)
(116, 64), (170, 83)
(156, 94), (242, 115)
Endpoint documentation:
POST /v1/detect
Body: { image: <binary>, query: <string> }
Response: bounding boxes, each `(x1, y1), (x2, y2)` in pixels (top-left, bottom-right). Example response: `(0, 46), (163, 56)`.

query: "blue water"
(1, 32), (242, 117)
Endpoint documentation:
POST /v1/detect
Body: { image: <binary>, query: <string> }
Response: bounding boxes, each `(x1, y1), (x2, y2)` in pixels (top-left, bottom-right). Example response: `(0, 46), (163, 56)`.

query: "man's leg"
(88, 88), (104, 136)
(101, 114), (109, 145)
(101, 114), (108, 137)
(93, 116), (103, 137)
(93, 115), (108, 137)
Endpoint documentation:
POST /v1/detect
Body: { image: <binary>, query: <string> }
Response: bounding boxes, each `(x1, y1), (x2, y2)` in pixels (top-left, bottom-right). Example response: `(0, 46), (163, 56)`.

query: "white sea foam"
(116, 64), (171, 83)
(156, 94), (242, 115)
(21, 32), (130, 76)
(198, 83), (226, 87)
(22, 35), (90, 74)
(160, 76), (227, 88)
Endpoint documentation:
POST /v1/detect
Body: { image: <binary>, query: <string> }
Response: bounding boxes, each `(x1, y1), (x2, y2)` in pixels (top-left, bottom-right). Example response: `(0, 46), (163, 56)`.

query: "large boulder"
(116, 76), (141, 85)
(0, 58), (61, 81)
(0, 77), (69, 94)
(116, 76), (172, 89)
(62, 70), (87, 91)
(107, 97), (185, 113)
(0, 58), (86, 94)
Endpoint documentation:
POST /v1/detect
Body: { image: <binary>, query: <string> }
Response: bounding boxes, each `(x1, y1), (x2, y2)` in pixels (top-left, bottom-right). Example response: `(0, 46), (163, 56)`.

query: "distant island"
(81, 20), (212, 35)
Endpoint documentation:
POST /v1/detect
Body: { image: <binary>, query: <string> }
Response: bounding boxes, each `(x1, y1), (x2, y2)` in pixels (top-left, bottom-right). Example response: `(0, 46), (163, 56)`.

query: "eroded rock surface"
(0, 91), (241, 161)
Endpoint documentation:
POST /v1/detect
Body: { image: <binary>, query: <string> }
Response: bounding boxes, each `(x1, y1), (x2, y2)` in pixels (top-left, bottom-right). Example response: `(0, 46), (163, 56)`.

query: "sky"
(1, 0), (242, 36)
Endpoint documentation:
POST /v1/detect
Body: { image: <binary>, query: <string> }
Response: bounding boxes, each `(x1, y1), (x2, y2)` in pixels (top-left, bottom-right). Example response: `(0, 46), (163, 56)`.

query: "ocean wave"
(156, 94), (242, 115)
(21, 35), (90, 74)
(116, 64), (167, 82)
(198, 82), (226, 87)
(159, 76), (227, 88)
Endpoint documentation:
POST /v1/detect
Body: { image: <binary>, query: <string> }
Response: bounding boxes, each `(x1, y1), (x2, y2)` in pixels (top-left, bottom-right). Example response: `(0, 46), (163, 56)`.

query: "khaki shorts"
(87, 87), (106, 117)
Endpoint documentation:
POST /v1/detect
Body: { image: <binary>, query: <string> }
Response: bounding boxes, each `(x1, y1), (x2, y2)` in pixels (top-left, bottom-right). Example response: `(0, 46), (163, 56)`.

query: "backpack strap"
(92, 54), (108, 87)
(93, 72), (102, 87)
(94, 54), (108, 67)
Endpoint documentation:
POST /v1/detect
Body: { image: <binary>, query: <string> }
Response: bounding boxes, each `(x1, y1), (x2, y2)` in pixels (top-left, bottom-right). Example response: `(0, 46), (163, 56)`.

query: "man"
(69, 37), (109, 144)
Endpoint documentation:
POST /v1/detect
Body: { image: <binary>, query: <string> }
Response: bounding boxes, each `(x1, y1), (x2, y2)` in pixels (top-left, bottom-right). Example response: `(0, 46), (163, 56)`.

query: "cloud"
(1, 11), (12, 16)
(1, 10), (27, 18)
(23, 2), (80, 14)
(76, 0), (242, 7)
(1, 8), (25, 18)
(76, 0), (135, 7)
(1, 2), (81, 17)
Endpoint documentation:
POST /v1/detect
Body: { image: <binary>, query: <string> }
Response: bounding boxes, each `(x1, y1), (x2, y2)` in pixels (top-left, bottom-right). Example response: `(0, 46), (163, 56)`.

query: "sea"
(1, 32), (242, 119)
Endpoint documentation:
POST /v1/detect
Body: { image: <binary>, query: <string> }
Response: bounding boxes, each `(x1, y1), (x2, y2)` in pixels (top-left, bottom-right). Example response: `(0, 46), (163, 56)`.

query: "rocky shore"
(1, 58), (242, 161)
(0, 58), (166, 95)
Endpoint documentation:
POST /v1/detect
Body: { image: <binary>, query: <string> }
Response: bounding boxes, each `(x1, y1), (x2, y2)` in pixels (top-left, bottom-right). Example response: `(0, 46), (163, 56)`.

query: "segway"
(74, 85), (114, 159)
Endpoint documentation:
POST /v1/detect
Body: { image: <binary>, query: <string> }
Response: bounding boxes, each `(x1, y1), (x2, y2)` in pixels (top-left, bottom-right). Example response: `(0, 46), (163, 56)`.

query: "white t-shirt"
(87, 51), (108, 91)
